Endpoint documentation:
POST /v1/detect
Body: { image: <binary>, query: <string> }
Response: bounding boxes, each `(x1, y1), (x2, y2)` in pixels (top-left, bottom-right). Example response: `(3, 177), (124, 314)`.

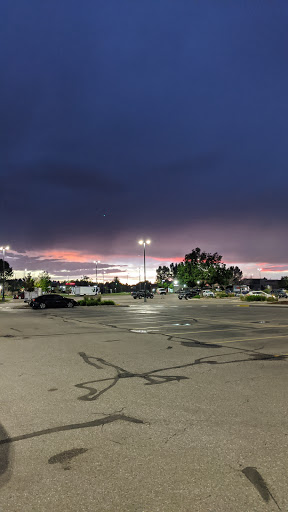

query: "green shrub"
(216, 292), (229, 298)
(78, 296), (115, 306)
(242, 295), (265, 301)
(267, 296), (278, 302)
(193, 295), (201, 299)
(78, 296), (102, 306)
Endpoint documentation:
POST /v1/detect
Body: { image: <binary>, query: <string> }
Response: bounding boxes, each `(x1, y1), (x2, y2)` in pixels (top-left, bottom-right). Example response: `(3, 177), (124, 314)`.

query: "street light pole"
(138, 239), (151, 303)
(94, 260), (100, 286)
(0, 246), (10, 302)
(257, 268), (262, 290)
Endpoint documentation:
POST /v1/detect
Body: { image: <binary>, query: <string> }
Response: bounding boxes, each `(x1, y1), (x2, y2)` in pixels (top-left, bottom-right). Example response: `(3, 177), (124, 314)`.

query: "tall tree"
(176, 248), (241, 288)
(23, 273), (35, 292)
(156, 265), (173, 284)
(170, 263), (178, 278)
(35, 271), (51, 292)
(228, 266), (243, 285)
(0, 259), (13, 279)
(80, 275), (91, 285)
(280, 276), (288, 289)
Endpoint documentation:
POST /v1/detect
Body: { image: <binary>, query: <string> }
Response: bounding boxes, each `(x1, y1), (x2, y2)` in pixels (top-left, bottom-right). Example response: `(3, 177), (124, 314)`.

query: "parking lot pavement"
(0, 297), (288, 511)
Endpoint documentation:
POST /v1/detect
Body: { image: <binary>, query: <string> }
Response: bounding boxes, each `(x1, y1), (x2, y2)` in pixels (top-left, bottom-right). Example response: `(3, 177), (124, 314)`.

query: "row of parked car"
(177, 289), (288, 300)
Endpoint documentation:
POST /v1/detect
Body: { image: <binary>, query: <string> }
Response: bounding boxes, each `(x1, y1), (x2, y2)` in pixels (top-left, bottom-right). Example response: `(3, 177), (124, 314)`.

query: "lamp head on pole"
(0, 246), (10, 251)
(138, 239), (151, 245)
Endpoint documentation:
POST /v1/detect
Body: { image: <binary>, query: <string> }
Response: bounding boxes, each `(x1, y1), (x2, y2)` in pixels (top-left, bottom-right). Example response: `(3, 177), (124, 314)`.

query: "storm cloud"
(1, 1), (288, 279)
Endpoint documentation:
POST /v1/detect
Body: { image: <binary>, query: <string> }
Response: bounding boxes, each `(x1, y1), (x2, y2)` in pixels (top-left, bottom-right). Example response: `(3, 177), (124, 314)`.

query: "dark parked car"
(131, 291), (154, 299)
(30, 294), (78, 309)
(178, 289), (199, 300)
(274, 290), (288, 298)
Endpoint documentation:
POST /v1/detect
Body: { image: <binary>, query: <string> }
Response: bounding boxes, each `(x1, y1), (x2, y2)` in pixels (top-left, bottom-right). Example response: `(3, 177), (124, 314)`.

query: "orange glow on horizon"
(23, 249), (184, 264)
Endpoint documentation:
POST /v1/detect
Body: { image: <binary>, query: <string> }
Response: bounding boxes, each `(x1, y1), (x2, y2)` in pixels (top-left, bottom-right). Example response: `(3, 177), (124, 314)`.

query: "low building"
(242, 278), (283, 291)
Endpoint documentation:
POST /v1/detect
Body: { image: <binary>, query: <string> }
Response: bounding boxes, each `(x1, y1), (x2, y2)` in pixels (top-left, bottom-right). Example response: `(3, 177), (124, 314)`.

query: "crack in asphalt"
(0, 413), (144, 447)
(75, 345), (287, 403)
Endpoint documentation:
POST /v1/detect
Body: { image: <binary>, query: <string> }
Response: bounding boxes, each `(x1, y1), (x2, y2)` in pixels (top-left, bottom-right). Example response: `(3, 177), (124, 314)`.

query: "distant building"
(242, 278), (282, 291)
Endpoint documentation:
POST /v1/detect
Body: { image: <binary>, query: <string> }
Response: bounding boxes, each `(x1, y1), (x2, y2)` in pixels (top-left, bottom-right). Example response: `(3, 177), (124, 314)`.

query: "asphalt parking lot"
(0, 295), (288, 511)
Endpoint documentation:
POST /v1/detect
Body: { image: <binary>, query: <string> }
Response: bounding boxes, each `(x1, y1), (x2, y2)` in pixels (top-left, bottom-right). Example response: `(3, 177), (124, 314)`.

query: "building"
(242, 278), (283, 291)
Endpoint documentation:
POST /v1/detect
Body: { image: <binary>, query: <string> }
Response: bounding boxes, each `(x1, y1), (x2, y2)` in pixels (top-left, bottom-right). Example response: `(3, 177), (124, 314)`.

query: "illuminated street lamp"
(94, 260), (100, 285)
(138, 239), (151, 302)
(0, 245), (10, 302)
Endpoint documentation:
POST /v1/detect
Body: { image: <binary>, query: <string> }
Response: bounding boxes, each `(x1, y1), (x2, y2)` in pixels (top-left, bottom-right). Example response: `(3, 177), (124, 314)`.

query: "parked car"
(246, 291), (274, 298)
(178, 289), (199, 300)
(13, 292), (25, 299)
(131, 291), (154, 299)
(273, 290), (288, 298)
(202, 290), (215, 297)
(30, 294), (78, 309)
(157, 288), (166, 295)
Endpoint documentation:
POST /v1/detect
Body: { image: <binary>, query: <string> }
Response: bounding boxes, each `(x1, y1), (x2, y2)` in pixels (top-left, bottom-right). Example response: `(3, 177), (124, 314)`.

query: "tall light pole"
(0, 246), (10, 302)
(94, 260), (100, 286)
(138, 239), (151, 302)
(257, 268), (262, 290)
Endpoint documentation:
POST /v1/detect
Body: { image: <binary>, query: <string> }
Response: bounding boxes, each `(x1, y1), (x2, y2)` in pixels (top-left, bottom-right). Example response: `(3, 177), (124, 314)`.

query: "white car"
(202, 290), (215, 297)
(246, 291), (274, 298)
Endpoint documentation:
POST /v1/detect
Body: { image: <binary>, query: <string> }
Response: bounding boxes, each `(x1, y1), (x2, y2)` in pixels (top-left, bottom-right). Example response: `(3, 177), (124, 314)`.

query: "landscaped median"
(240, 295), (278, 303)
(77, 296), (115, 306)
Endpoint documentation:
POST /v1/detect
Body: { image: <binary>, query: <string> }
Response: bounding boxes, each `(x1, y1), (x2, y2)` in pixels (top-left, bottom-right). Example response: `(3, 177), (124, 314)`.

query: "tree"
(80, 275), (91, 285)
(0, 259), (13, 280)
(111, 277), (121, 293)
(227, 266), (243, 285)
(176, 248), (242, 288)
(170, 263), (179, 278)
(8, 278), (24, 293)
(23, 273), (35, 292)
(280, 276), (288, 289)
(156, 266), (173, 284)
(35, 271), (51, 292)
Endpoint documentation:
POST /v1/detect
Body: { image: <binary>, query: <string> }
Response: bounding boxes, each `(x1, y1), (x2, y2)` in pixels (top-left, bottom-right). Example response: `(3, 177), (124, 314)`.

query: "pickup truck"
(131, 291), (154, 299)
(178, 289), (200, 300)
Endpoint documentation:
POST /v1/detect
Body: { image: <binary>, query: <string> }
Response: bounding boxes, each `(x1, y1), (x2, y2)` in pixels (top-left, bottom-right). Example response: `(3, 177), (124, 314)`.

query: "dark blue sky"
(1, 1), (288, 280)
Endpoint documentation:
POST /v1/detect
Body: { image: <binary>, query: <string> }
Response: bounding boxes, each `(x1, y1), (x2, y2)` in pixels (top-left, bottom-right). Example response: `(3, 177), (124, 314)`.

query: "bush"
(243, 295), (266, 301)
(241, 294), (278, 303)
(267, 296), (278, 302)
(193, 295), (201, 299)
(78, 296), (102, 306)
(216, 292), (229, 298)
(78, 296), (116, 306)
